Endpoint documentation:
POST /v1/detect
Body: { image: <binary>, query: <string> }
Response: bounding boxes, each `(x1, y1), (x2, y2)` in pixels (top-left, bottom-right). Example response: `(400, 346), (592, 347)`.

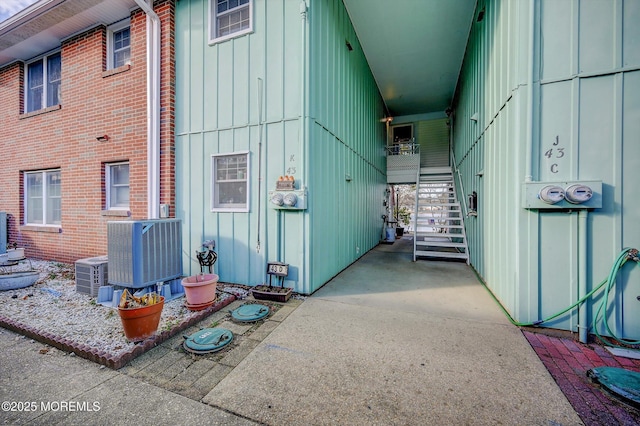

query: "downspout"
(578, 210), (588, 343)
(134, 0), (161, 219)
(524, 0), (535, 183)
(299, 0), (308, 292)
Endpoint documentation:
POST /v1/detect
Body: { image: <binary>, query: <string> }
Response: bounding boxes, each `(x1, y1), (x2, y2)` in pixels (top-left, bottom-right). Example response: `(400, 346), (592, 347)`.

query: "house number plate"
(266, 262), (289, 277)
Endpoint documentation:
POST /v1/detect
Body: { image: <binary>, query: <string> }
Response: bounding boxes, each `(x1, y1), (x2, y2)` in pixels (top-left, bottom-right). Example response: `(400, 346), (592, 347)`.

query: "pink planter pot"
(182, 274), (219, 306)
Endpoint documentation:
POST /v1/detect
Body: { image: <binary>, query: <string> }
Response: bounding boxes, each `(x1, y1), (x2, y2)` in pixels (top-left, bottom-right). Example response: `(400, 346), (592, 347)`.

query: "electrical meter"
(538, 185), (565, 204)
(283, 193), (298, 207)
(270, 193), (284, 206)
(564, 184), (593, 204)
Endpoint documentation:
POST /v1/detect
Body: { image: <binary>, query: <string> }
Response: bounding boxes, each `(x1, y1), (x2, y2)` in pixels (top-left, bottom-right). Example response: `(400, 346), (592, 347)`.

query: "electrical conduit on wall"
(134, 0), (161, 219)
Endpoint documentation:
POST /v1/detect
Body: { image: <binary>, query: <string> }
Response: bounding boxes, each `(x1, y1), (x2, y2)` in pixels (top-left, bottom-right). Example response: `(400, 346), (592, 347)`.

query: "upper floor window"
(209, 0), (252, 44)
(25, 52), (61, 113)
(24, 169), (61, 226)
(106, 162), (130, 209)
(211, 152), (249, 212)
(108, 20), (131, 69)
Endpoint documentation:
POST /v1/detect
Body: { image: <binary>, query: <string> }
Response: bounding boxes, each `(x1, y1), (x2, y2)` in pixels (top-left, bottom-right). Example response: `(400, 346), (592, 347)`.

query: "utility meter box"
(269, 176), (307, 210)
(269, 189), (307, 210)
(522, 180), (602, 210)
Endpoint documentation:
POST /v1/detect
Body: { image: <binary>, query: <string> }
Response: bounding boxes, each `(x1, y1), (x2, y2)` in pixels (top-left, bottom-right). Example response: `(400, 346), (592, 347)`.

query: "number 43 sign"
(267, 262), (289, 277)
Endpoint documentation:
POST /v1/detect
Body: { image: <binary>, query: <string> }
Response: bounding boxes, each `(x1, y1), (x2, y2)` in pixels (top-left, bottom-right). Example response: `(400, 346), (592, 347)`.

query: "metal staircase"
(413, 168), (469, 263)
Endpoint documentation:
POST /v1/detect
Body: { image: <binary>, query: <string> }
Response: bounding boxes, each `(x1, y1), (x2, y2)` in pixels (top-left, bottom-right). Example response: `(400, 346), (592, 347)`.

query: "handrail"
(413, 168), (419, 261)
(386, 142), (420, 156)
(450, 147), (469, 217)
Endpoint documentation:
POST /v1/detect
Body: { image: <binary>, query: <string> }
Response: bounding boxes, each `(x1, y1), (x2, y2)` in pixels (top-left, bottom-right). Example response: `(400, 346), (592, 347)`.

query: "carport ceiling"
(343, 0), (477, 117)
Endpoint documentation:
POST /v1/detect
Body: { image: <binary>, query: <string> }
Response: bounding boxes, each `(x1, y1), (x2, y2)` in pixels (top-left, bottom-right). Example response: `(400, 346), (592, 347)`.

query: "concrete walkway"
(0, 237), (582, 425)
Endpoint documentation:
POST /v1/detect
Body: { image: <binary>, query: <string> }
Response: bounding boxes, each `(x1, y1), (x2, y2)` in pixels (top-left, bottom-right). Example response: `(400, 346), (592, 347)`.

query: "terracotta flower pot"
(117, 297), (164, 341)
(181, 274), (218, 306)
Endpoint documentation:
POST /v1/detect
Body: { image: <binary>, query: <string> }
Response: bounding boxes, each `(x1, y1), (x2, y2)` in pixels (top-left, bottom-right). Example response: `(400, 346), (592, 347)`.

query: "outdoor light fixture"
(96, 135), (110, 142)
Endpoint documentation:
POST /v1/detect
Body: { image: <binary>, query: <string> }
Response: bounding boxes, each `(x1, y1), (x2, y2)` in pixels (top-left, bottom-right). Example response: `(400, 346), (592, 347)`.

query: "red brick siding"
(0, 0), (175, 263)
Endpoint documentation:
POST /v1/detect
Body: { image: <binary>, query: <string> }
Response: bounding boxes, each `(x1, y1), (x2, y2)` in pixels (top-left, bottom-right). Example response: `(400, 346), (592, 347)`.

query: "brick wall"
(0, 0), (175, 264)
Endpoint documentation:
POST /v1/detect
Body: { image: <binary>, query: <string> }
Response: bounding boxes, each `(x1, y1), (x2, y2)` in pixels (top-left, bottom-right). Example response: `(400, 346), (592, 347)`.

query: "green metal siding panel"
(175, 0), (304, 289)
(454, 0), (640, 339)
(452, 0), (528, 321)
(306, 0), (386, 292)
(416, 119), (449, 168)
(176, 0), (384, 294)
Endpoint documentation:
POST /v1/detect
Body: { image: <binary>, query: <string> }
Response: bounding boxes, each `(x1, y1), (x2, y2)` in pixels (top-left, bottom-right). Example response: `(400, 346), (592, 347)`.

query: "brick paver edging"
(523, 330), (640, 425)
(0, 294), (236, 370)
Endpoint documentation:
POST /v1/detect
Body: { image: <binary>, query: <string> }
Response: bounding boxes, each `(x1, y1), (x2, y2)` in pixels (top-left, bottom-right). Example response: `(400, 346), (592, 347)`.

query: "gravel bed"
(0, 260), (234, 361)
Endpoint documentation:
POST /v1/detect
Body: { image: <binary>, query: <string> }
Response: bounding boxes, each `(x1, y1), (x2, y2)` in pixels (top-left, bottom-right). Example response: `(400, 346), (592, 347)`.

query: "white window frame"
(107, 20), (131, 70)
(24, 51), (62, 113)
(211, 151), (249, 212)
(24, 169), (61, 226)
(208, 0), (253, 45)
(106, 162), (130, 210)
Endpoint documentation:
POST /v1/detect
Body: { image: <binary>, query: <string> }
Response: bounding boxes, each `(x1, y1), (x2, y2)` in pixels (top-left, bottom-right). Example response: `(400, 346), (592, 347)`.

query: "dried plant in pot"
(117, 290), (164, 342)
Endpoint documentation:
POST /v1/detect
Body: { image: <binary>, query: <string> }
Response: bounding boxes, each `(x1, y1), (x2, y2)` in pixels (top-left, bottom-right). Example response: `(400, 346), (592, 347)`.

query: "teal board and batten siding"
(175, 0), (387, 293)
(452, 0), (529, 324)
(175, 0), (304, 288)
(307, 0), (387, 291)
(416, 119), (450, 168)
(453, 0), (640, 339)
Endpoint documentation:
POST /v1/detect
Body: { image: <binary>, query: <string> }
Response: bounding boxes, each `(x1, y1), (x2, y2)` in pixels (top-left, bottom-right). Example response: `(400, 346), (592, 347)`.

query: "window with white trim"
(25, 52), (61, 113)
(106, 162), (130, 209)
(212, 152), (249, 211)
(107, 20), (131, 69)
(209, 0), (252, 44)
(24, 169), (61, 226)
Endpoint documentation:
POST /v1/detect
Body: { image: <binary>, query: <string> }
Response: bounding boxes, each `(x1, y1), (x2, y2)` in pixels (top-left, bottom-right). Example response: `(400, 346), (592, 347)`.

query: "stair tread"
(416, 232), (465, 237)
(414, 250), (469, 259)
(416, 240), (467, 248)
(415, 223), (464, 228)
(414, 173), (469, 263)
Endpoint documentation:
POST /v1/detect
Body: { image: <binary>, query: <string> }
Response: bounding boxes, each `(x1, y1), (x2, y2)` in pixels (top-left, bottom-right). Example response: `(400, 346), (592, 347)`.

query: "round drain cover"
(231, 303), (270, 322)
(183, 328), (233, 354)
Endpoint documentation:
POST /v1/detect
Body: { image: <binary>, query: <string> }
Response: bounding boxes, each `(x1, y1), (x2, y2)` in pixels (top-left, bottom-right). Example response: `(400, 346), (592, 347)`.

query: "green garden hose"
(481, 248), (639, 346)
(592, 248), (640, 347)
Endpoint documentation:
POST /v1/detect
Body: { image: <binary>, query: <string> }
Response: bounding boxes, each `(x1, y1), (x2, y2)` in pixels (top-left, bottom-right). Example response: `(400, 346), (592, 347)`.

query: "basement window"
(209, 0), (253, 44)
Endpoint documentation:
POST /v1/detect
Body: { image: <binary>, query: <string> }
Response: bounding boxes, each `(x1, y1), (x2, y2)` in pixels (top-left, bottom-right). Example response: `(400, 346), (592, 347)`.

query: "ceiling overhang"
(342, 0), (477, 118)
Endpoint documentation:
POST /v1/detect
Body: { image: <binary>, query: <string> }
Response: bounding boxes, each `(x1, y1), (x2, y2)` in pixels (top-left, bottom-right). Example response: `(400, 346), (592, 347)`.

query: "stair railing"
(450, 147), (468, 218)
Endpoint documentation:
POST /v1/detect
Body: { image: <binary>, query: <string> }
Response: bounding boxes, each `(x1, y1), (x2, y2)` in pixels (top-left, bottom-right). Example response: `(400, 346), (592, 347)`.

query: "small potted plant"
(394, 206), (411, 237)
(117, 290), (164, 342)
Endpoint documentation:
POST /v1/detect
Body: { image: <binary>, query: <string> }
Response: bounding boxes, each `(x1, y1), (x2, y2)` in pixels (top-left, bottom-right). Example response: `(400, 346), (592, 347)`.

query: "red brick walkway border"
(0, 293), (236, 370)
(523, 330), (640, 425)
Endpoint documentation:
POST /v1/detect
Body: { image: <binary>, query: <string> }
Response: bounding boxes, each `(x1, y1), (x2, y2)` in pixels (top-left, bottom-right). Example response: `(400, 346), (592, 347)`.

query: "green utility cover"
(588, 366), (640, 409)
(183, 328), (233, 354)
(231, 303), (269, 322)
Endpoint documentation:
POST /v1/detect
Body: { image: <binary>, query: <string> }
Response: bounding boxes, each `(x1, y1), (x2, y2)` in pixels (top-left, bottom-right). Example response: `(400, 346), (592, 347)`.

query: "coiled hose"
(485, 247), (639, 347)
